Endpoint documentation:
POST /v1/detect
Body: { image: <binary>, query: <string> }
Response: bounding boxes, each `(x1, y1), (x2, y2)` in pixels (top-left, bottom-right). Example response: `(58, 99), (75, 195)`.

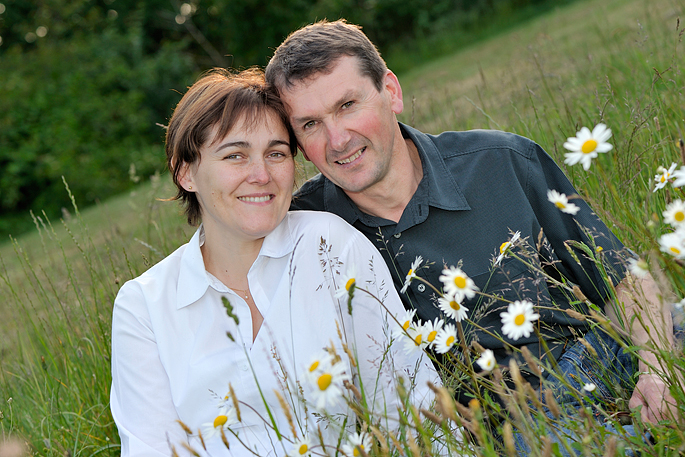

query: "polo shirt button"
(417, 284), (426, 292)
(394, 232), (401, 238)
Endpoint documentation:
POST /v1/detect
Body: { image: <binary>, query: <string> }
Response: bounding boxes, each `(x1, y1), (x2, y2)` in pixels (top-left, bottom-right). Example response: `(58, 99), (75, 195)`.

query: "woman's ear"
(177, 162), (195, 192)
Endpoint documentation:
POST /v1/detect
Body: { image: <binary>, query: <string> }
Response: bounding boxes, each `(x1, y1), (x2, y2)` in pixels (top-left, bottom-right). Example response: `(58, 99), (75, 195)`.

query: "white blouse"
(110, 211), (439, 456)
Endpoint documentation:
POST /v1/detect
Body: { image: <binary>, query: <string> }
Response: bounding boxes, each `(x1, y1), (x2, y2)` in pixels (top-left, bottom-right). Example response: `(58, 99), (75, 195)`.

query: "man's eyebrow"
(291, 89), (357, 126)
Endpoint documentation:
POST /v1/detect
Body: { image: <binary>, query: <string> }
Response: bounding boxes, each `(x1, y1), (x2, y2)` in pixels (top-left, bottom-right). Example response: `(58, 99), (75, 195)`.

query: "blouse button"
(241, 364), (249, 371)
(417, 284), (426, 292)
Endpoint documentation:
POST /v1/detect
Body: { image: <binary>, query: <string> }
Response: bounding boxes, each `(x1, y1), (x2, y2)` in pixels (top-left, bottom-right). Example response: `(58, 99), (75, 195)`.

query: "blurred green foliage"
(0, 0), (576, 239)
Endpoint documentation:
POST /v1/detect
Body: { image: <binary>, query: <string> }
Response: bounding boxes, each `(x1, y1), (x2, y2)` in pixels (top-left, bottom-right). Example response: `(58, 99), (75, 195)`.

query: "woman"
(109, 68), (438, 456)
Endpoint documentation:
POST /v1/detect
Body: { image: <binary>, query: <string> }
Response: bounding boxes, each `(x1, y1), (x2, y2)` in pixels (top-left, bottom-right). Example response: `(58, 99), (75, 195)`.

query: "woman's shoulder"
(115, 240), (191, 304)
(285, 210), (363, 240)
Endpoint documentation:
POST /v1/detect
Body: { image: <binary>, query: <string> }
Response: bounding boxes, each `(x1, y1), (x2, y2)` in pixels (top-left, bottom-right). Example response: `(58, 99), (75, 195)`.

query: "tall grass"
(1, 0), (684, 454)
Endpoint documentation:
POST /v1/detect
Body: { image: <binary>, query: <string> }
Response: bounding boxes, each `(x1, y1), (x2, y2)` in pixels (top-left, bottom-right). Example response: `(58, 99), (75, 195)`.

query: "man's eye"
(303, 120), (316, 130)
(342, 101), (354, 109)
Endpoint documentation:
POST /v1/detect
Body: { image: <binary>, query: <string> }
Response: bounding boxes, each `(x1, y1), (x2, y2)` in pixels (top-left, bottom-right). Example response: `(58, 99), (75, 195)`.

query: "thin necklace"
(231, 287), (250, 300)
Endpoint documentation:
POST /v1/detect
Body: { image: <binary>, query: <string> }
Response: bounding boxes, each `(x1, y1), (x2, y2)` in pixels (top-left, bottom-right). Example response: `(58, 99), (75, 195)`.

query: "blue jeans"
(513, 329), (644, 456)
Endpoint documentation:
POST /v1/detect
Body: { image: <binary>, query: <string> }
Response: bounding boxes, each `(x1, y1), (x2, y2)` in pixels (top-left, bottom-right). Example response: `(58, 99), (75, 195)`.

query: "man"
(264, 19), (677, 438)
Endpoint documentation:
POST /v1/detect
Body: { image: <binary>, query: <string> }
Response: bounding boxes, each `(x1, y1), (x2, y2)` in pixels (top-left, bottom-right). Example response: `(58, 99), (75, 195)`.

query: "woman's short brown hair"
(165, 67), (297, 226)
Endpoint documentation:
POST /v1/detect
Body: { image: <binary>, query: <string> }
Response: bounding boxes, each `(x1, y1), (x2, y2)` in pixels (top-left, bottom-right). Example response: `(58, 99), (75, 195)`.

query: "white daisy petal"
(341, 432), (372, 457)
(437, 292), (469, 322)
(335, 266), (357, 298)
(563, 123), (613, 170)
(663, 199), (685, 227)
(547, 189), (580, 215)
(500, 300), (540, 341)
(439, 266), (479, 302)
(433, 324), (458, 354)
(476, 349), (496, 372)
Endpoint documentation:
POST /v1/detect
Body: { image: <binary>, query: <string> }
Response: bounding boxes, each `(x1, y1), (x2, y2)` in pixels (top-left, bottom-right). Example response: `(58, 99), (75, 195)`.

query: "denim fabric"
(513, 329), (644, 456)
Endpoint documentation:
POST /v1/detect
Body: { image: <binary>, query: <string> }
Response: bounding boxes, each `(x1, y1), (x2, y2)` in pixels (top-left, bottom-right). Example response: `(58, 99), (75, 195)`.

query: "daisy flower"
(341, 432), (372, 457)
(628, 258), (649, 278)
(563, 123), (613, 170)
(288, 436), (313, 457)
(307, 358), (349, 410)
(583, 382), (597, 393)
(658, 230), (685, 259)
(403, 323), (430, 355)
(394, 309), (418, 339)
(495, 231), (521, 265)
(433, 324), (458, 354)
(437, 292), (469, 322)
(335, 266), (357, 298)
(202, 407), (238, 440)
(476, 349), (496, 372)
(672, 166), (685, 188)
(653, 163), (678, 192)
(305, 351), (334, 381)
(424, 318), (445, 348)
(439, 266), (479, 302)
(663, 199), (685, 227)
(547, 189), (580, 215)
(400, 256), (423, 294)
(500, 300), (540, 341)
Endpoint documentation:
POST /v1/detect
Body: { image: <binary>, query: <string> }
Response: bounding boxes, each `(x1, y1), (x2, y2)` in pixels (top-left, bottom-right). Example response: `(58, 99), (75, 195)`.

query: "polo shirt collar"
(400, 123), (469, 211)
(176, 218), (295, 309)
(320, 122), (469, 226)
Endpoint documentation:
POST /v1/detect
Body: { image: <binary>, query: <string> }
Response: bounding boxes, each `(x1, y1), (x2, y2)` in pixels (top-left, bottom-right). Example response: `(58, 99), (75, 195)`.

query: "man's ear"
(383, 70), (404, 115)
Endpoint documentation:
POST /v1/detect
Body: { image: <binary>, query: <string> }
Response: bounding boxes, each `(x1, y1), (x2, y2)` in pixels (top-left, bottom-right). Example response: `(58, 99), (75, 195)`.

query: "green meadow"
(1, 0), (684, 454)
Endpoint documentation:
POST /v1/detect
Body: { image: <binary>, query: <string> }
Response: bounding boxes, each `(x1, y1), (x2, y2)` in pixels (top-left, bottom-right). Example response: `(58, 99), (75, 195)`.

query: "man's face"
(279, 55), (404, 195)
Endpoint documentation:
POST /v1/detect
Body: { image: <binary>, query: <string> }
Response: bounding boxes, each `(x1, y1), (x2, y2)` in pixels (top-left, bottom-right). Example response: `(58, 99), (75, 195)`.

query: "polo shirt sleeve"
(523, 140), (628, 308)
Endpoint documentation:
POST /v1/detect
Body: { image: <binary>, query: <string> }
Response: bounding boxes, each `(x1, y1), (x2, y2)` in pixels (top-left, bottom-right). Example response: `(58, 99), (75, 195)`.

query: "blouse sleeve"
(110, 281), (189, 456)
(336, 228), (440, 426)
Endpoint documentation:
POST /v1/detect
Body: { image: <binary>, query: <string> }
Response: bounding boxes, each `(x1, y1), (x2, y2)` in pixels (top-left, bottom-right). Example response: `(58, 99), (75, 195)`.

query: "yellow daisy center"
(298, 444), (309, 455)
(353, 445), (365, 457)
(213, 415), (228, 428)
(581, 139), (598, 154)
(514, 314), (526, 326)
(661, 175), (667, 183)
(428, 330), (438, 342)
(554, 201), (566, 209)
(413, 334), (423, 345)
(403, 320), (411, 331)
(445, 336), (455, 346)
(454, 276), (467, 289)
(317, 373), (332, 391)
(309, 361), (319, 372)
(670, 246), (681, 255)
(407, 268), (414, 277)
(345, 278), (355, 291)
(499, 241), (510, 254)
(675, 211), (684, 222)
(450, 300), (461, 311)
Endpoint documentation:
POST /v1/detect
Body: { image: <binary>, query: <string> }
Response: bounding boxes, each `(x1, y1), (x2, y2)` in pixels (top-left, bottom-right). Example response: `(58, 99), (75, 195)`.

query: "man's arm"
(606, 272), (678, 424)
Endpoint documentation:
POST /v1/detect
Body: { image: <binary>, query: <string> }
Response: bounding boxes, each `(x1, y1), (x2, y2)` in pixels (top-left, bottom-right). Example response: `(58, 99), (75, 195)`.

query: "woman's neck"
(200, 225), (264, 288)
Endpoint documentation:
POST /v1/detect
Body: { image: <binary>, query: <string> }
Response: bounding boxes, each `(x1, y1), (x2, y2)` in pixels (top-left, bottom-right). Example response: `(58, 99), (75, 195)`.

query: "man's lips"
(335, 146), (366, 165)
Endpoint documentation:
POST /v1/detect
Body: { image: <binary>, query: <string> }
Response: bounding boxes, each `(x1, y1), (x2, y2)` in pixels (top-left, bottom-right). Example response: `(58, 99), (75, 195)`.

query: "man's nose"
(325, 122), (351, 152)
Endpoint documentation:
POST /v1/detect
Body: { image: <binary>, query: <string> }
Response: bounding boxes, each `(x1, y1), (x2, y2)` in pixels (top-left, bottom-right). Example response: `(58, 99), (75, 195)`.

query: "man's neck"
(345, 138), (422, 223)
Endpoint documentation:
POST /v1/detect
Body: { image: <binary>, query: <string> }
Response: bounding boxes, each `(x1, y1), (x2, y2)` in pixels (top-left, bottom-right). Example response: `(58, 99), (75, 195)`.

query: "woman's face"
(181, 110), (295, 243)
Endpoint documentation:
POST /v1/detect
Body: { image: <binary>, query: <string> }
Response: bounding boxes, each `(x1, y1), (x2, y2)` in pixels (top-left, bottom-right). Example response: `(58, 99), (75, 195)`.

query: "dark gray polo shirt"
(292, 122), (628, 395)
